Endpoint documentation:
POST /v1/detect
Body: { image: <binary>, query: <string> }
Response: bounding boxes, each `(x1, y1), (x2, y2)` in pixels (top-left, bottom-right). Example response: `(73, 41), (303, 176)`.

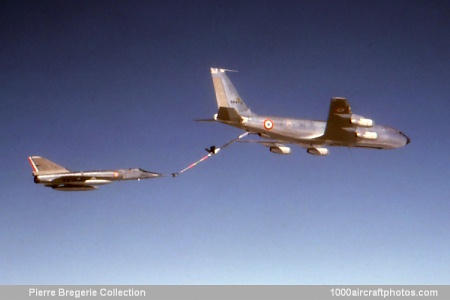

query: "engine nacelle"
(351, 114), (374, 127)
(270, 146), (291, 155)
(356, 131), (378, 140)
(307, 147), (329, 156)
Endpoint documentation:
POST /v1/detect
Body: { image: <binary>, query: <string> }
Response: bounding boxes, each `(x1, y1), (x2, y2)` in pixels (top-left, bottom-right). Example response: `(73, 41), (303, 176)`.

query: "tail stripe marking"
(28, 157), (38, 173)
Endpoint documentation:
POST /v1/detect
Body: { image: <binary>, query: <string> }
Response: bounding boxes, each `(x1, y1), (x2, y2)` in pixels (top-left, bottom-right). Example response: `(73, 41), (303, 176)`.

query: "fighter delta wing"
(28, 156), (164, 191)
(204, 68), (410, 156)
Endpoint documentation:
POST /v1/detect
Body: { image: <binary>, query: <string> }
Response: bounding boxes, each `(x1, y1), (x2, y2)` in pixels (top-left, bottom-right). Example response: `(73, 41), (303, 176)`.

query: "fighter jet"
(28, 156), (164, 191)
(202, 68), (410, 155)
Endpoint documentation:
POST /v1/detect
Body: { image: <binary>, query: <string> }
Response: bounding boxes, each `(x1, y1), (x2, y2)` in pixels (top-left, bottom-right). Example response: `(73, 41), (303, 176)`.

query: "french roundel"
(264, 119), (274, 130)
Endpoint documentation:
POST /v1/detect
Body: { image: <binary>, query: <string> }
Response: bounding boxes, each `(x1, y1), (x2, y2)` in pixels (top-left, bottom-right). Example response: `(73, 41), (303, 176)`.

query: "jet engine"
(269, 146), (291, 155)
(307, 147), (329, 156)
(351, 114), (374, 127)
(356, 131), (378, 140)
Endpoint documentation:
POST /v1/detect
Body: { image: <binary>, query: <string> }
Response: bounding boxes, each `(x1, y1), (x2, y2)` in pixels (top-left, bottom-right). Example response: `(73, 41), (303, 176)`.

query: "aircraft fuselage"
(208, 68), (410, 155)
(28, 156), (164, 191)
(217, 114), (410, 150)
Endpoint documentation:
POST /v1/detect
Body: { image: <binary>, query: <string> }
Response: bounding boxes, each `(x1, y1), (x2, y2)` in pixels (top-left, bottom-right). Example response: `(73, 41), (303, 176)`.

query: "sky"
(1, 0), (449, 284)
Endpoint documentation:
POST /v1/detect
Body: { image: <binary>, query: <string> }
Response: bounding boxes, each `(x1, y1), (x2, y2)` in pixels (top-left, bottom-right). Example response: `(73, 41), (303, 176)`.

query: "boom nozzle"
(205, 146), (220, 154)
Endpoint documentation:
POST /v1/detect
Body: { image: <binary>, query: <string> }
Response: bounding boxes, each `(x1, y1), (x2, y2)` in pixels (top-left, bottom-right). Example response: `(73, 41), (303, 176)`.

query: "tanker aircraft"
(28, 156), (164, 191)
(201, 68), (410, 156)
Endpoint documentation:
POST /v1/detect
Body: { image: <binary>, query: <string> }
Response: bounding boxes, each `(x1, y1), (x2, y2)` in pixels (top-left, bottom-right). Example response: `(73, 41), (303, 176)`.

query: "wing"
(238, 139), (292, 154)
(237, 140), (287, 147)
(44, 175), (109, 191)
(49, 184), (98, 191)
(322, 97), (358, 143)
(47, 175), (93, 185)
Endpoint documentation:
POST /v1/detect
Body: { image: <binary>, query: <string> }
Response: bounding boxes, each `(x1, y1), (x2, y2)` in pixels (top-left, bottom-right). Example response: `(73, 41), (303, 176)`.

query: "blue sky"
(1, 0), (449, 284)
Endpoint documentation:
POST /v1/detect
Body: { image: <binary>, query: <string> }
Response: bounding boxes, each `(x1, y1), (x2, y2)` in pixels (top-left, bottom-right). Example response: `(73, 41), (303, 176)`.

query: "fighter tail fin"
(28, 156), (70, 175)
(210, 68), (251, 116)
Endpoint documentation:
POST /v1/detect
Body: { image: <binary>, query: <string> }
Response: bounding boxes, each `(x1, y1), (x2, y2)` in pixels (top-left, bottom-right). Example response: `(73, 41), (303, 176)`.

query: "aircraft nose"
(141, 171), (164, 178)
(400, 132), (410, 145)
